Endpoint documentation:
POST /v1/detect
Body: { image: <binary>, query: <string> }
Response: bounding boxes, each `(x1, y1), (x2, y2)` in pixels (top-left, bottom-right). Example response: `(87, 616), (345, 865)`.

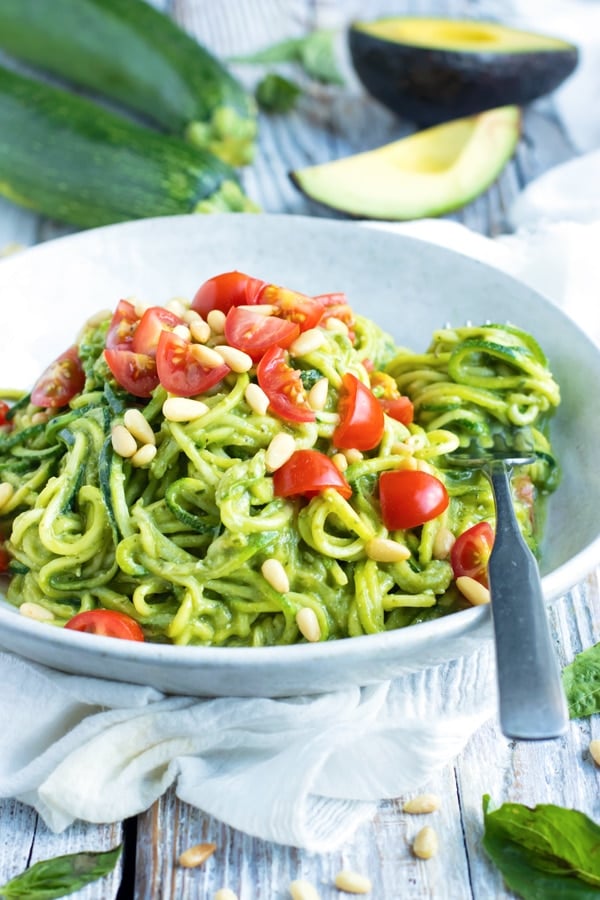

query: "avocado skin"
(349, 27), (578, 125)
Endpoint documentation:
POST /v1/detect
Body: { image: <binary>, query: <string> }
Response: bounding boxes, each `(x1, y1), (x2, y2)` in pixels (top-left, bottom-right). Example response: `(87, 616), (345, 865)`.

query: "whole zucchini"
(0, 0), (257, 166)
(0, 64), (255, 229)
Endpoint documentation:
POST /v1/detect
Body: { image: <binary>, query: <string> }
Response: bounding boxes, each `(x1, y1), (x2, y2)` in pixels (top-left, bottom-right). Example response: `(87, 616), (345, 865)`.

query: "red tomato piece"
(256, 345), (315, 423)
(379, 470), (449, 530)
(379, 396), (414, 426)
(104, 348), (159, 398)
(273, 449), (352, 500)
(314, 291), (355, 338)
(65, 609), (145, 641)
(191, 270), (266, 317)
(263, 286), (324, 332)
(333, 373), (384, 451)
(132, 307), (184, 357)
(105, 299), (140, 350)
(451, 522), (495, 587)
(225, 306), (299, 361)
(31, 346), (86, 408)
(156, 331), (230, 397)
(0, 546), (9, 572)
(0, 401), (10, 426)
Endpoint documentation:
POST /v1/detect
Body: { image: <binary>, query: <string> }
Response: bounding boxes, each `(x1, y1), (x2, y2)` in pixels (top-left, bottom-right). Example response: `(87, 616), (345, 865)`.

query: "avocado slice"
(349, 17), (578, 125)
(290, 106), (520, 220)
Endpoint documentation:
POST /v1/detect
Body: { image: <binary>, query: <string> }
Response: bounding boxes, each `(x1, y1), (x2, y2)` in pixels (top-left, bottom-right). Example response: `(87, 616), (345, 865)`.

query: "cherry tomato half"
(0, 401), (11, 426)
(191, 270), (266, 317)
(379, 470), (449, 531)
(256, 345), (315, 423)
(105, 299), (139, 350)
(31, 346), (86, 409)
(314, 291), (355, 339)
(263, 286), (324, 332)
(156, 331), (230, 397)
(450, 522), (495, 587)
(132, 307), (184, 357)
(65, 609), (145, 641)
(333, 373), (384, 451)
(0, 546), (10, 573)
(225, 306), (299, 361)
(379, 396), (414, 426)
(273, 449), (352, 500)
(104, 348), (159, 398)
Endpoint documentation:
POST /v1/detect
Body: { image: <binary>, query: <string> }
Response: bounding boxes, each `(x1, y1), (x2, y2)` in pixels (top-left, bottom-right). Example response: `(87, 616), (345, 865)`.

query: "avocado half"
(290, 106), (520, 221)
(349, 17), (578, 125)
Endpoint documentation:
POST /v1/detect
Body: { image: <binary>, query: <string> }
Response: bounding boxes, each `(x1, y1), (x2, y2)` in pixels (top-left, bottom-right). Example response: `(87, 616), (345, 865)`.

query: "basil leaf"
(0, 845), (122, 899)
(255, 73), (302, 113)
(562, 642), (600, 718)
(232, 29), (344, 86)
(482, 795), (600, 899)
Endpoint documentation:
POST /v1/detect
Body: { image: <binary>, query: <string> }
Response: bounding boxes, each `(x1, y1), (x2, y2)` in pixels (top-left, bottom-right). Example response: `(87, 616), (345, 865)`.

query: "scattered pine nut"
(402, 793), (441, 814)
(324, 316), (349, 335)
(190, 318), (211, 343)
(173, 323), (191, 341)
(365, 537), (410, 563)
(0, 482), (15, 509)
(412, 825), (439, 859)
(31, 411), (50, 425)
(432, 526), (455, 560)
(289, 879), (321, 900)
(334, 869), (372, 894)
(123, 408), (155, 446)
(183, 308), (202, 324)
(178, 841), (217, 868)
(289, 328), (324, 357)
(133, 299), (149, 317)
(265, 432), (296, 472)
(332, 452), (348, 472)
(207, 309), (226, 333)
(111, 424), (137, 458)
(343, 448), (363, 464)
(214, 890), (238, 900)
(166, 297), (188, 317)
(296, 607), (321, 643)
(163, 397), (209, 422)
(589, 739), (600, 766)
(237, 303), (277, 316)
(214, 345), (253, 373)
(308, 377), (329, 411)
(456, 576), (490, 606)
(193, 343), (228, 369)
(245, 383), (270, 416)
(20, 601), (54, 623)
(131, 443), (157, 468)
(261, 558), (290, 593)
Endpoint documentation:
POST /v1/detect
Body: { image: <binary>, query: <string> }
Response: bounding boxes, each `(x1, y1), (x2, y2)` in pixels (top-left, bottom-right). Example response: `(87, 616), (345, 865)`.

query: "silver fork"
(449, 450), (568, 740)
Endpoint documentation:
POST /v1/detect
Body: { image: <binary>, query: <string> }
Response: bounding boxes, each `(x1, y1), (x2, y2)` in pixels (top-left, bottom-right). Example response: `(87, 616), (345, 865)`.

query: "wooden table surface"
(0, 1), (596, 898)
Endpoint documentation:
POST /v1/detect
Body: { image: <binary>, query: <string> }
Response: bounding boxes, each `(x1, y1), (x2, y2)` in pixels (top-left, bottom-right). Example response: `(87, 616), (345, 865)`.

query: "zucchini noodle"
(0, 295), (560, 647)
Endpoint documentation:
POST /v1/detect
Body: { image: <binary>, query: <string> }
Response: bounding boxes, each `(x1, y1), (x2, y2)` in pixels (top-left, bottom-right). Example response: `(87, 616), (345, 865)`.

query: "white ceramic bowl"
(0, 214), (597, 696)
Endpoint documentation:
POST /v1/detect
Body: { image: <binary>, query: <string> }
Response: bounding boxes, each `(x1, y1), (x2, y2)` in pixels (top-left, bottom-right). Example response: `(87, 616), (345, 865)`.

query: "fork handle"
(486, 461), (568, 740)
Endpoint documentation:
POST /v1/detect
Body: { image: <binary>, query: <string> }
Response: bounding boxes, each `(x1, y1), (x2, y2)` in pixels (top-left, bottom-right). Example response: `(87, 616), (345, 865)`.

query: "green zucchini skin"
(0, 64), (242, 229)
(0, 0), (256, 164)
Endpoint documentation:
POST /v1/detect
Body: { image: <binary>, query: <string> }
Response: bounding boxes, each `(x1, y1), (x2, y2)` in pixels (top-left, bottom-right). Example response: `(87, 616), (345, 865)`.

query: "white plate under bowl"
(0, 214), (597, 697)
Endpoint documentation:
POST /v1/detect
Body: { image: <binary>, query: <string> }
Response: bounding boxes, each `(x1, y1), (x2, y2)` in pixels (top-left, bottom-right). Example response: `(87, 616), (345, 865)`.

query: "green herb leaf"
(562, 642), (600, 718)
(482, 795), (600, 899)
(232, 29), (344, 86)
(0, 845), (122, 899)
(255, 73), (302, 113)
(231, 36), (305, 66)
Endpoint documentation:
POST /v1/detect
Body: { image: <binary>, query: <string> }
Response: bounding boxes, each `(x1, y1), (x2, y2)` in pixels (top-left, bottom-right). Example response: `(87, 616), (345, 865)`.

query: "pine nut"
(403, 793), (441, 814)
(412, 825), (439, 859)
(589, 739), (600, 766)
(178, 841), (217, 868)
(265, 433), (296, 472)
(133, 299), (149, 317)
(131, 443), (157, 468)
(324, 316), (349, 335)
(289, 880), (320, 900)
(163, 397), (209, 422)
(332, 452), (348, 472)
(190, 318), (211, 343)
(343, 448), (363, 464)
(261, 558), (290, 593)
(20, 601), (54, 622)
(289, 328), (324, 357)
(237, 303), (277, 315)
(308, 377), (329, 411)
(111, 424), (137, 458)
(214, 890), (238, 900)
(123, 408), (155, 445)
(207, 309), (226, 333)
(365, 537), (410, 563)
(166, 297), (188, 317)
(432, 526), (455, 560)
(296, 607), (321, 642)
(214, 345), (253, 373)
(334, 870), (372, 894)
(456, 575), (490, 606)
(31, 411), (50, 425)
(173, 324), (191, 341)
(0, 482), (15, 509)
(245, 383), (270, 416)
(193, 343), (227, 369)
(183, 308), (202, 324)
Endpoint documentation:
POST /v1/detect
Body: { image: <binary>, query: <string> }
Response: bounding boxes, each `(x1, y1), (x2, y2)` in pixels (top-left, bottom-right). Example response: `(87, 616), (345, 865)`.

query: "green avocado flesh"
(355, 17), (574, 53)
(290, 106), (520, 220)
